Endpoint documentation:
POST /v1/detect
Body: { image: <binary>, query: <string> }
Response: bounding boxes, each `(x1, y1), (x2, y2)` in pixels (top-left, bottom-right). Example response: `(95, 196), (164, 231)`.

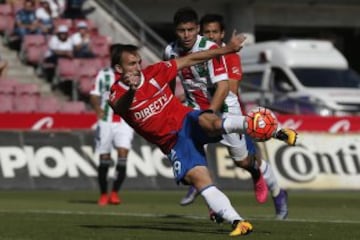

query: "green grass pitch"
(0, 190), (359, 240)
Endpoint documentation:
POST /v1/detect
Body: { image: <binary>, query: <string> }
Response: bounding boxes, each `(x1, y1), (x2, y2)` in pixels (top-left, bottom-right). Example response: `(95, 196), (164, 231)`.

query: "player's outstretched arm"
(175, 31), (246, 70)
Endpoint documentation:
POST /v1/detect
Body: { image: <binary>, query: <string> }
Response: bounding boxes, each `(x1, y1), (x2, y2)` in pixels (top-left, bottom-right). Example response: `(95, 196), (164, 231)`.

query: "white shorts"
(220, 112), (250, 161)
(221, 132), (249, 161)
(95, 120), (134, 154)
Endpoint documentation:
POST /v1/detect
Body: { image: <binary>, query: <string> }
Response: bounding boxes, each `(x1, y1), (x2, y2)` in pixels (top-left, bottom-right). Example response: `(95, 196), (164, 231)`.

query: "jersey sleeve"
(89, 70), (103, 96)
(163, 45), (171, 60)
(163, 43), (177, 61)
(146, 59), (178, 86)
(159, 59), (178, 85)
(207, 44), (229, 84)
(225, 53), (243, 81)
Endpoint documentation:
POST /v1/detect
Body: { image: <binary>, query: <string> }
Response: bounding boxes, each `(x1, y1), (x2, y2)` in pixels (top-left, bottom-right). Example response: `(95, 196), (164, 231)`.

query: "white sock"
(222, 115), (246, 134)
(200, 185), (243, 223)
(259, 160), (280, 197)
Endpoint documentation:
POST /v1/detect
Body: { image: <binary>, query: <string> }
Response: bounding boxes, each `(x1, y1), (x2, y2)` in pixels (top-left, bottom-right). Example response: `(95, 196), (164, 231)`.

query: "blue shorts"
(245, 134), (257, 155)
(167, 110), (222, 184)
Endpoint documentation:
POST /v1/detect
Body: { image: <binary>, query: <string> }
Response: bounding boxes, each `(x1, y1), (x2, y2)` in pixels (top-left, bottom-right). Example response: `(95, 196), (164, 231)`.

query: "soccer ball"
(245, 107), (278, 142)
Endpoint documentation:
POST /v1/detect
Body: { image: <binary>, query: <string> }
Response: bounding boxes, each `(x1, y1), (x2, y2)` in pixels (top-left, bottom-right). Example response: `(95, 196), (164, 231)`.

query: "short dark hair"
(110, 44), (139, 68)
(173, 7), (198, 26)
(200, 14), (225, 33)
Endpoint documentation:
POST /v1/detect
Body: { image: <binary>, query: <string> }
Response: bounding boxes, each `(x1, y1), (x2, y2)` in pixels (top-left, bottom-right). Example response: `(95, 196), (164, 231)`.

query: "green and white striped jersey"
(90, 67), (120, 122)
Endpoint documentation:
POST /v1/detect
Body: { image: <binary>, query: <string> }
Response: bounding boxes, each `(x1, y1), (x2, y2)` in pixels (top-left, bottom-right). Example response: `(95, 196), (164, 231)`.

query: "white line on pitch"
(0, 209), (360, 224)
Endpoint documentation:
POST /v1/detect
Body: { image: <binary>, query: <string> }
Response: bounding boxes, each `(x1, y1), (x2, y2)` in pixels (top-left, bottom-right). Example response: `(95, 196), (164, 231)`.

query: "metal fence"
(95, 0), (167, 58)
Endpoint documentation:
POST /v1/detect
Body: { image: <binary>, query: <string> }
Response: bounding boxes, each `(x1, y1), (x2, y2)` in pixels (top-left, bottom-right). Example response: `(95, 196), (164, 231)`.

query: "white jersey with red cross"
(164, 35), (239, 114)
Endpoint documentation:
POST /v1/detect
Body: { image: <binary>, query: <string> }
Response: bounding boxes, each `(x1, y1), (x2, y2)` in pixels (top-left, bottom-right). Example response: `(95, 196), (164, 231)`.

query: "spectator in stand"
(71, 21), (95, 58)
(42, 24), (73, 83)
(47, 0), (66, 18)
(36, 0), (54, 35)
(63, 0), (86, 19)
(14, 0), (41, 39)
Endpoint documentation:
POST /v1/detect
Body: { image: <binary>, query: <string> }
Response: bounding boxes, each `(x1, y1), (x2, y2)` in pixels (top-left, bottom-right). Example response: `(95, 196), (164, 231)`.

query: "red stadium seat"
(0, 94), (13, 112)
(25, 44), (48, 65)
(56, 59), (79, 81)
(20, 35), (47, 64)
(61, 101), (87, 113)
(0, 4), (12, 15)
(89, 35), (111, 59)
(14, 83), (40, 96)
(77, 65), (98, 80)
(101, 57), (111, 68)
(0, 4), (13, 33)
(79, 58), (104, 68)
(76, 58), (103, 96)
(78, 76), (95, 95)
(22, 35), (46, 49)
(13, 95), (38, 113)
(77, 58), (103, 79)
(91, 43), (110, 58)
(1, 16), (15, 35)
(0, 82), (15, 95)
(0, 78), (19, 95)
(37, 96), (61, 113)
(90, 35), (110, 47)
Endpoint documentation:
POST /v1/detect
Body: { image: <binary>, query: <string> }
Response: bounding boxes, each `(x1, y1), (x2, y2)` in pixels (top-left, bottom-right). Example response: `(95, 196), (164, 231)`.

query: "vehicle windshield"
(293, 68), (360, 88)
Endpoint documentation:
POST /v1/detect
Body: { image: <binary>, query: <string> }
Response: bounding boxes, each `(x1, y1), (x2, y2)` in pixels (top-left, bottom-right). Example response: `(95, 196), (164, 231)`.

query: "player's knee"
(185, 166), (213, 189)
(233, 154), (255, 169)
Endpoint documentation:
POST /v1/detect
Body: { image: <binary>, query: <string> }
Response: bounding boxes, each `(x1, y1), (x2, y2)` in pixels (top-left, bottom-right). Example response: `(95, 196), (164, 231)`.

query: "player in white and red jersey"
(108, 41), (297, 236)
(163, 29), (229, 112)
(163, 7), (270, 213)
(199, 13), (289, 220)
(90, 44), (134, 206)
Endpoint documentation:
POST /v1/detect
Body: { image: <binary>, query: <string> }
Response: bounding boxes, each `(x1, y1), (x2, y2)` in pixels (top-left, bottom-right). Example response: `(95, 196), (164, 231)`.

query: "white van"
(239, 39), (360, 116)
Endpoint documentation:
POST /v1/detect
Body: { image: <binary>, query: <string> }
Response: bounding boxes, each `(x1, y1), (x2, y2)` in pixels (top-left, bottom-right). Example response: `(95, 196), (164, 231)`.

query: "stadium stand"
(56, 58), (79, 83)
(14, 82), (40, 95)
(0, 94), (13, 112)
(53, 18), (73, 33)
(77, 58), (103, 79)
(0, 0), (145, 114)
(0, 82), (15, 95)
(19, 34), (47, 65)
(0, 78), (18, 95)
(61, 101), (86, 113)
(73, 18), (97, 36)
(78, 75), (94, 96)
(0, 3), (13, 33)
(13, 94), (38, 112)
(37, 95), (61, 113)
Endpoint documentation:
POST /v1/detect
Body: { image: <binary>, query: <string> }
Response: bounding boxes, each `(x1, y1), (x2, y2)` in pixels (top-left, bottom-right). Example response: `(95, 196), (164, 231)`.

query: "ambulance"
(239, 39), (360, 116)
